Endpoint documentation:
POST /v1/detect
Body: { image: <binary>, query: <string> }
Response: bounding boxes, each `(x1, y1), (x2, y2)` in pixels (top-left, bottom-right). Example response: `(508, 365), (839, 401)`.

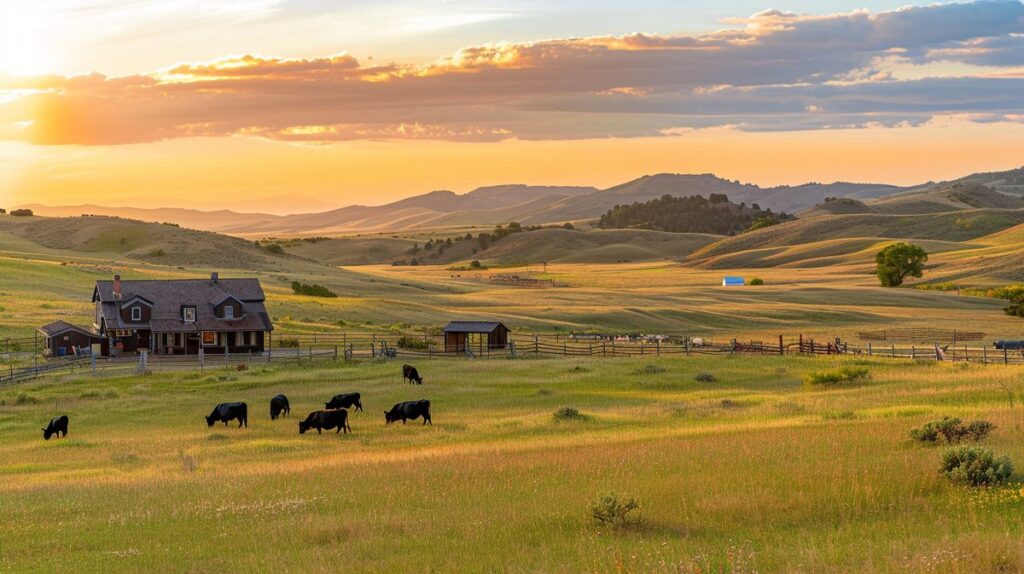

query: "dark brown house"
(93, 273), (274, 356)
(443, 321), (510, 353)
(38, 320), (107, 357)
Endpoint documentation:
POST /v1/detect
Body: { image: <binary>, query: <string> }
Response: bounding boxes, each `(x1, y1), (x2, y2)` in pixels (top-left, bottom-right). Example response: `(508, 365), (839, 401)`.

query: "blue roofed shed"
(722, 276), (745, 287)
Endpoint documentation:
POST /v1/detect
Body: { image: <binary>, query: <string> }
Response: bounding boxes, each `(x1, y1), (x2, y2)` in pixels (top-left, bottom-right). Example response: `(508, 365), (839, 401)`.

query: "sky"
(1, 0), (1024, 213)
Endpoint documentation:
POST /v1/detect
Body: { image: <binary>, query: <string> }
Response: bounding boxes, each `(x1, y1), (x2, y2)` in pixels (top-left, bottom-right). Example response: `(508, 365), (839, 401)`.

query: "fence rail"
(4, 331), (1024, 386)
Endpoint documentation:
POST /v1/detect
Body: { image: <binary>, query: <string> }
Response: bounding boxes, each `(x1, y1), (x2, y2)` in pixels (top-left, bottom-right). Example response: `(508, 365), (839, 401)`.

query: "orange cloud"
(2, 1), (1024, 146)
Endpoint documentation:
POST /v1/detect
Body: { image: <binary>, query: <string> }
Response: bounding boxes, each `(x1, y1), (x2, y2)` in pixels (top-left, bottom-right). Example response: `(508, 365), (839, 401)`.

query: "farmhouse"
(92, 273), (274, 356)
(38, 320), (107, 357)
(443, 321), (510, 353)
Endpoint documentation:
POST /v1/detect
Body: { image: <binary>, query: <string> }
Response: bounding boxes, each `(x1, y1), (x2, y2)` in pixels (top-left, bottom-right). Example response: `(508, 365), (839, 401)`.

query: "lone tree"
(875, 242), (928, 287)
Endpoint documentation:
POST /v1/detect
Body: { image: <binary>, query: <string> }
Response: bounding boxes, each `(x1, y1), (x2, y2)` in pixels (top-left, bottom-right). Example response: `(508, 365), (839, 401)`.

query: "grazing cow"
(299, 409), (350, 434)
(690, 337), (705, 348)
(270, 394), (290, 420)
(42, 415), (69, 440)
(325, 392), (363, 412)
(206, 402), (248, 428)
(402, 364), (423, 385)
(385, 400), (432, 425)
(994, 340), (1024, 350)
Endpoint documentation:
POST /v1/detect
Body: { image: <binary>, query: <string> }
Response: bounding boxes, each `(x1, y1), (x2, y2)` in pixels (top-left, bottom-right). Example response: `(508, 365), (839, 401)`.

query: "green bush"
(940, 446), (1013, 486)
(911, 417), (995, 444)
(291, 281), (338, 298)
(396, 335), (429, 350)
(804, 366), (869, 386)
(553, 406), (584, 421)
(588, 492), (641, 529)
(694, 372), (716, 383)
(749, 277), (764, 285)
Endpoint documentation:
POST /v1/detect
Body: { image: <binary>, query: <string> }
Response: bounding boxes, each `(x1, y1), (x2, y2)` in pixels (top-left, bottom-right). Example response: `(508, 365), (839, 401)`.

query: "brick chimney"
(113, 274), (122, 300)
(211, 272), (219, 284)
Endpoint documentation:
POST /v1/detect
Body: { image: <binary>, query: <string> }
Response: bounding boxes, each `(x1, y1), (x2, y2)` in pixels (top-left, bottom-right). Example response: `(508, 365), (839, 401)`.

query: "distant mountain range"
(19, 167), (1024, 237)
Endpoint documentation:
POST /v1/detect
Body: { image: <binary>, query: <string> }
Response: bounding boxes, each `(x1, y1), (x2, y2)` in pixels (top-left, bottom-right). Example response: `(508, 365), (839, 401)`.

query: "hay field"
(1, 355), (1023, 572)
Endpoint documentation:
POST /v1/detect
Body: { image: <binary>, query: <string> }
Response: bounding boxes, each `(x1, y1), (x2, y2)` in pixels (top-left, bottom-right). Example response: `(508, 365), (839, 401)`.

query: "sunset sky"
(2, 0), (1024, 213)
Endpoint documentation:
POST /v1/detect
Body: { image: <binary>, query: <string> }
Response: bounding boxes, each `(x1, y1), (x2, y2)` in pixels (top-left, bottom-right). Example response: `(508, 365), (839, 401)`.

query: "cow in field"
(270, 395), (290, 420)
(42, 415), (69, 440)
(325, 392), (363, 412)
(385, 400), (432, 425)
(994, 340), (1024, 351)
(690, 337), (705, 348)
(206, 402), (248, 428)
(402, 364), (423, 385)
(299, 409), (350, 434)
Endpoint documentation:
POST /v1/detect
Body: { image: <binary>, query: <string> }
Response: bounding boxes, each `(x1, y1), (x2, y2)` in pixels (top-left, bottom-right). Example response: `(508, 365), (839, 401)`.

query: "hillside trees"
(597, 194), (790, 235)
(875, 243), (928, 287)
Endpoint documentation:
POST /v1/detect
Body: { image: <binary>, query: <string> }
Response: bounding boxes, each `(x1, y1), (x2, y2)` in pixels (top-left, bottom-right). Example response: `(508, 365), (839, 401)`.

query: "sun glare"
(0, 1), (60, 76)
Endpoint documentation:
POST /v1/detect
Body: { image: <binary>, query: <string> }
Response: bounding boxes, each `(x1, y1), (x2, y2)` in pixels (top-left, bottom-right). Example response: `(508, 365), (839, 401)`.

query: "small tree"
(469, 260), (482, 269)
(875, 242), (928, 287)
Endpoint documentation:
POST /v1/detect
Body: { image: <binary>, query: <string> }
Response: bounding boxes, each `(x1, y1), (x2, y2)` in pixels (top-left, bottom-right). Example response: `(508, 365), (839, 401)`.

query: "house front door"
(137, 330), (151, 351)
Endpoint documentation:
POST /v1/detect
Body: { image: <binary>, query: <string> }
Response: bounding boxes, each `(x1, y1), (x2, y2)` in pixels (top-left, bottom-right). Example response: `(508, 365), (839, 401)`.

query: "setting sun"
(0, 1), (60, 76)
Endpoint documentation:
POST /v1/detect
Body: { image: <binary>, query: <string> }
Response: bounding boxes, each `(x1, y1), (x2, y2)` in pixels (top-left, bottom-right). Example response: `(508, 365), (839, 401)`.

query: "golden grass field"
(3, 211), (1024, 572)
(1, 355), (1023, 572)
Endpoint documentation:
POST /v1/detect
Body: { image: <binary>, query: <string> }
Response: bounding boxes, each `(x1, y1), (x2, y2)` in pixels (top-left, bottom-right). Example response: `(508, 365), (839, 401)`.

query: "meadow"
(1, 354), (1023, 572)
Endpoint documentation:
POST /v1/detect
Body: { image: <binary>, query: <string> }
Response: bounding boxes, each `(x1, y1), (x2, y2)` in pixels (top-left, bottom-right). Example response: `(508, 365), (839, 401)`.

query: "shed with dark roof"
(443, 321), (509, 353)
(37, 320), (106, 357)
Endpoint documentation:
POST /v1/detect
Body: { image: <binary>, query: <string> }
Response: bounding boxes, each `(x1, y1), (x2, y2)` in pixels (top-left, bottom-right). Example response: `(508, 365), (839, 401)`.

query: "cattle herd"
(39, 364), (432, 440)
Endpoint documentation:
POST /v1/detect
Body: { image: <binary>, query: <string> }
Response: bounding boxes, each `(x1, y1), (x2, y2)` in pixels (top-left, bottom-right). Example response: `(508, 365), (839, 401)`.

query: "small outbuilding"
(38, 320), (107, 357)
(443, 321), (510, 353)
(722, 276), (745, 287)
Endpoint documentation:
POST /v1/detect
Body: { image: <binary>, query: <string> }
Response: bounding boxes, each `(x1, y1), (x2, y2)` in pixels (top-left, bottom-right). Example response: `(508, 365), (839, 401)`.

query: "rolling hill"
(0, 214), (290, 270)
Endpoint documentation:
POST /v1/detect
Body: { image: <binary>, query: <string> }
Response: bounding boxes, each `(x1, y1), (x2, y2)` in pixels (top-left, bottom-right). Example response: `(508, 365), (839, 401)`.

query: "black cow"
(385, 400), (432, 425)
(206, 402), (248, 428)
(994, 340), (1024, 350)
(402, 364), (423, 385)
(42, 415), (69, 440)
(325, 392), (363, 412)
(270, 394), (290, 420)
(299, 409), (351, 434)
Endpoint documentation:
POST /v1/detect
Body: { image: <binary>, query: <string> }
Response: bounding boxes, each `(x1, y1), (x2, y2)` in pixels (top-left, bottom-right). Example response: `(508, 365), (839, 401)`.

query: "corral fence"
(4, 331), (1024, 386)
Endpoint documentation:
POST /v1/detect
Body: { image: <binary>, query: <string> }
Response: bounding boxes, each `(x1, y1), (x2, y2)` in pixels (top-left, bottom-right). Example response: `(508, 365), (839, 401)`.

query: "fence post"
(656, 340), (660, 356)
(684, 338), (689, 356)
(891, 344), (896, 359)
(779, 335), (784, 355)
(333, 345), (338, 361)
(911, 346), (916, 360)
(534, 335), (539, 354)
(868, 342), (872, 356)
(983, 346), (987, 364)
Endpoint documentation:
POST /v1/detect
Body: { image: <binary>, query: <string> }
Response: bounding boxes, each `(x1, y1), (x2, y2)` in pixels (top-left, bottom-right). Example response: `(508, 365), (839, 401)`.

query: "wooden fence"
(4, 331), (1024, 386)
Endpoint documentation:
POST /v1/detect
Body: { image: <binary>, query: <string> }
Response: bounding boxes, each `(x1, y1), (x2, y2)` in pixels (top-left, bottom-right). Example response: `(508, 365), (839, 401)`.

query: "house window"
(224, 305), (234, 319)
(202, 331), (217, 346)
(131, 307), (142, 321)
(183, 307), (196, 323)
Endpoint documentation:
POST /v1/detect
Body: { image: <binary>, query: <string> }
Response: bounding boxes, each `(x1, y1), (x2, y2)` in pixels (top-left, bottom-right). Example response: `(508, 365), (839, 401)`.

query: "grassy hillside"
(870, 183), (1024, 214)
(1, 355), (1023, 572)
(473, 228), (718, 264)
(0, 214), (288, 270)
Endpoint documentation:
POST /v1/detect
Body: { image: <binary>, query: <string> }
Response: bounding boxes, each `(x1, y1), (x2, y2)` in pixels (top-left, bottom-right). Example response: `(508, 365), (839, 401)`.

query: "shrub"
(261, 242), (285, 254)
(803, 366), (869, 386)
(236, 363), (248, 372)
(396, 335), (429, 350)
(291, 281), (337, 298)
(940, 446), (1013, 486)
(749, 277), (764, 285)
(635, 364), (665, 375)
(469, 260), (482, 269)
(147, 248), (166, 257)
(588, 492), (641, 529)
(10, 208), (33, 217)
(553, 406), (584, 421)
(911, 417), (995, 444)
(694, 372), (716, 383)
(277, 338), (300, 348)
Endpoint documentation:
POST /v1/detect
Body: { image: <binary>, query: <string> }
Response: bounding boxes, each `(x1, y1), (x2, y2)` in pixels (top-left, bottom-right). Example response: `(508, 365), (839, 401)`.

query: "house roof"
(443, 321), (508, 334)
(94, 277), (273, 333)
(38, 320), (98, 338)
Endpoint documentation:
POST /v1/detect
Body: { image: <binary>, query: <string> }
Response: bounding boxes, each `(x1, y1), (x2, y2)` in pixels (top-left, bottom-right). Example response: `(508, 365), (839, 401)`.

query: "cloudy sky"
(2, 0), (1023, 212)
